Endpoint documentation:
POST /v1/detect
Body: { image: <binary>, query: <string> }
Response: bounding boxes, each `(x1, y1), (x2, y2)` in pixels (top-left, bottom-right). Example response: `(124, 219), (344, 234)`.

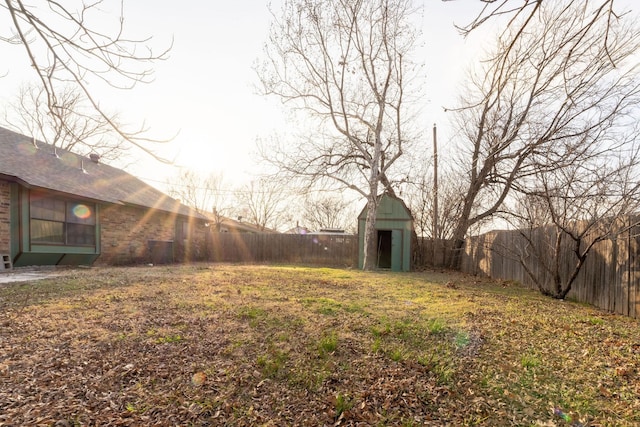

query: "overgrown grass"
(0, 264), (638, 426)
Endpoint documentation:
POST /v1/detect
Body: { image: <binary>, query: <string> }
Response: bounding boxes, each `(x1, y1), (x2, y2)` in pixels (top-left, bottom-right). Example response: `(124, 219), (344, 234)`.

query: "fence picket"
(206, 233), (358, 267)
(460, 222), (640, 319)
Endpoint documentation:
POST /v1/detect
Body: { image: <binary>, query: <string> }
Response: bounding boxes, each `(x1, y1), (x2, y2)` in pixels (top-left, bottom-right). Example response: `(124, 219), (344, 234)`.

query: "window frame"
(29, 192), (97, 248)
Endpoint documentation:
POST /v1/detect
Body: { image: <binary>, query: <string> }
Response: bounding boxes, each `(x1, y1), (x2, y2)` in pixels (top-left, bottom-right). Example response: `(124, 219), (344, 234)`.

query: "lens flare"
(553, 408), (583, 427)
(72, 204), (92, 220)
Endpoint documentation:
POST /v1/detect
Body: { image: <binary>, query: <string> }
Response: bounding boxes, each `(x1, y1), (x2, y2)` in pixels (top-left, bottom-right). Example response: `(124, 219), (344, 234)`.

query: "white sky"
(0, 1), (500, 190)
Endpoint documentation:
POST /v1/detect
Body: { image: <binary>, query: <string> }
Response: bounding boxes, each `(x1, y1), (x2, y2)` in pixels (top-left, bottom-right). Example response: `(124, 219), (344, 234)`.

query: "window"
(30, 193), (96, 246)
(180, 221), (190, 242)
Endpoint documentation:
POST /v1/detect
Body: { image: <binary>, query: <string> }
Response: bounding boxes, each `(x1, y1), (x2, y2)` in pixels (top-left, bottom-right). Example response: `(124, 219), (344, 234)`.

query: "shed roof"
(0, 126), (205, 219)
(358, 193), (412, 221)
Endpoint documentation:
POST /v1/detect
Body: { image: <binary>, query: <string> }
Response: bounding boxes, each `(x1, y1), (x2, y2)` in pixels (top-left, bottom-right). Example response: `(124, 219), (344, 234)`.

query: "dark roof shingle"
(0, 126), (204, 219)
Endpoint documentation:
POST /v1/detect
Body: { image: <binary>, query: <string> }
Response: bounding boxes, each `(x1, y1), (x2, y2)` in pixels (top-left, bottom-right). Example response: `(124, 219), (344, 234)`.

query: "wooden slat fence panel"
(461, 220), (640, 319)
(630, 223), (640, 318)
(206, 233), (359, 267)
(207, 234), (456, 270)
(205, 226), (639, 319)
(203, 224), (640, 318)
(413, 238), (453, 268)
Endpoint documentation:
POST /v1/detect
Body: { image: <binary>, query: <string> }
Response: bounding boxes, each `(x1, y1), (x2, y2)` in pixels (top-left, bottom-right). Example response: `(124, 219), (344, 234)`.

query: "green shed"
(357, 193), (413, 272)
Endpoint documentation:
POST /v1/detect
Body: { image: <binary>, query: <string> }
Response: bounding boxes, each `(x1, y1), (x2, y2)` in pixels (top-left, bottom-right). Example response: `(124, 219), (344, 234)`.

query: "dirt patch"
(0, 266), (68, 284)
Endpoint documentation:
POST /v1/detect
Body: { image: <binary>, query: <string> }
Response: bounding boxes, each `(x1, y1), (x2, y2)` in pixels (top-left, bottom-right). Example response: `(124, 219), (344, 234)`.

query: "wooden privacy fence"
(461, 224), (640, 319)
(206, 233), (359, 267)
(413, 237), (454, 268)
(206, 233), (453, 270)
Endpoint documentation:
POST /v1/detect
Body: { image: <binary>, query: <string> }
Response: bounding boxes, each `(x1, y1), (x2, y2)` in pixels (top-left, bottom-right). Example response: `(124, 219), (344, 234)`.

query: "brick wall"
(97, 203), (208, 265)
(0, 180), (209, 266)
(0, 180), (10, 254)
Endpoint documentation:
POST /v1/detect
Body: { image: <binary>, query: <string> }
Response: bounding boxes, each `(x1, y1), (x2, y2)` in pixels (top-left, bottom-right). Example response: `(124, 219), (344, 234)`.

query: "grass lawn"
(0, 264), (638, 426)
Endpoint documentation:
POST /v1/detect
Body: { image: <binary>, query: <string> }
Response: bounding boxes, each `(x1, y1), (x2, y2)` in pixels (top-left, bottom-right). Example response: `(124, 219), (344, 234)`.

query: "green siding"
(13, 253), (65, 267)
(13, 252), (98, 267)
(358, 194), (412, 221)
(358, 194), (413, 272)
(9, 183), (20, 260)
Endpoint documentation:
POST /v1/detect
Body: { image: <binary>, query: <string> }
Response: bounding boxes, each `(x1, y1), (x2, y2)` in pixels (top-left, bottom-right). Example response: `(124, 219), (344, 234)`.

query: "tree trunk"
(447, 177), (479, 269)
(448, 238), (465, 270)
(448, 208), (470, 269)
(362, 143), (381, 271)
(362, 194), (379, 270)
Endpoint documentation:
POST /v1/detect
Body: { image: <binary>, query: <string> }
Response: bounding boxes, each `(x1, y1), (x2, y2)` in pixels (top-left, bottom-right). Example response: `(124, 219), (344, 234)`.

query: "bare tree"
(446, 1), (640, 268)
(1, 0), (171, 160)
(4, 84), (127, 161)
(405, 169), (464, 241)
(165, 169), (230, 229)
(302, 195), (356, 232)
(510, 141), (640, 299)
(402, 167), (465, 267)
(257, 0), (422, 269)
(235, 178), (291, 232)
(457, 0), (626, 68)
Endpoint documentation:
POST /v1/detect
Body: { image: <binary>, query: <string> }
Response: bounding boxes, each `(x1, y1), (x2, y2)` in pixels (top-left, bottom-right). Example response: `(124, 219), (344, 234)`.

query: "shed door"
(376, 230), (392, 269)
(391, 229), (403, 271)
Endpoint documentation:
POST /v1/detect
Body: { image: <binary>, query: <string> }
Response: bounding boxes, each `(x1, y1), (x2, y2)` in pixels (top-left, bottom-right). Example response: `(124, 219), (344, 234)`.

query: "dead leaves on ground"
(0, 265), (639, 426)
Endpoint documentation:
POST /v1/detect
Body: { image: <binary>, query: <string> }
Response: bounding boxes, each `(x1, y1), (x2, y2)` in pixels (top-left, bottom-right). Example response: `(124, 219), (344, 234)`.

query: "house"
(284, 223), (310, 235)
(207, 212), (278, 234)
(216, 216), (275, 234)
(0, 126), (209, 267)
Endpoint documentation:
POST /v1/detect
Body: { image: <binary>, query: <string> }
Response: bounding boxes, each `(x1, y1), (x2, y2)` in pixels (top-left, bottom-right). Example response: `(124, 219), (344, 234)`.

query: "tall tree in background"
(165, 169), (230, 229)
(403, 165), (465, 267)
(460, 0), (623, 57)
(302, 195), (356, 233)
(404, 169), (464, 241)
(235, 178), (291, 232)
(1, 0), (170, 160)
(257, 0), (421, 270)
(446, 1), (640, 268)
(4, 84), (127, 161)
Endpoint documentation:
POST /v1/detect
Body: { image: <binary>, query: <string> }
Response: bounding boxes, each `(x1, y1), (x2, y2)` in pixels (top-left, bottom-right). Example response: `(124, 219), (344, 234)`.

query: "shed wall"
(357, 194), (413, 272)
